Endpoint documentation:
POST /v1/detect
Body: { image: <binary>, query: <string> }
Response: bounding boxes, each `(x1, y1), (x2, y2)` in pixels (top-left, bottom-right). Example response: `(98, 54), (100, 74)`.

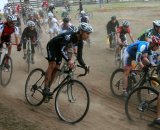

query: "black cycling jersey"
(138, 28), (160, 41)
(106, 20), (119, 35)
(47, 31), (85, 66)
(21, 27), (37, 42)
(48, 6), (55, 14)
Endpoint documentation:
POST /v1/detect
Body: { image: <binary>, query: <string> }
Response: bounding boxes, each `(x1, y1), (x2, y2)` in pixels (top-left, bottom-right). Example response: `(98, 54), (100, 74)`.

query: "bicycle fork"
(67, 80), (76, 103)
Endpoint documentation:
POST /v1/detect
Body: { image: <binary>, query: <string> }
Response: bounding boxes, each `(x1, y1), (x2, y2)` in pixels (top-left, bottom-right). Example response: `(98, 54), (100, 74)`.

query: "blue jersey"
(127, 41), (152, 62)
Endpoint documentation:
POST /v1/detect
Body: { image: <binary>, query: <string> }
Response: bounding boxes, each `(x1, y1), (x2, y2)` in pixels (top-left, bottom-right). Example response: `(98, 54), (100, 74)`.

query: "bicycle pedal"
(44, 97), (50, 103)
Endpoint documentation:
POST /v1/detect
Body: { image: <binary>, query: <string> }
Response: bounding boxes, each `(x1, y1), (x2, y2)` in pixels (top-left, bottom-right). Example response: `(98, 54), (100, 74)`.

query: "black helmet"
(111, 16), (116, 20)
(63, 17), (69, 23)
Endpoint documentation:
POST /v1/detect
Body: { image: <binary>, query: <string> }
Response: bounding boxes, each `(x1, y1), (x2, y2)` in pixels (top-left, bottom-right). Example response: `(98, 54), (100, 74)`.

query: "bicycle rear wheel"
(0, 55), (13, 87)
(125, 87), (158, 122)
(110, 68), (124, 97)
(25, 68), (45, 106)
(55, 80), (90, 124)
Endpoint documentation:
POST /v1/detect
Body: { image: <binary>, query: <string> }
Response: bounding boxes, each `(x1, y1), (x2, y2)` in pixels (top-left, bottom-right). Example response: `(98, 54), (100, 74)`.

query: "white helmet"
(122, 20), (130, 27)
(78, 22), (93, 33)
(153, 20), (160, 27)
(7, 15), (17, 22)
(81, 10), (85, 14)
(48, 12), (54, 18)
(27, 20), (35, 27)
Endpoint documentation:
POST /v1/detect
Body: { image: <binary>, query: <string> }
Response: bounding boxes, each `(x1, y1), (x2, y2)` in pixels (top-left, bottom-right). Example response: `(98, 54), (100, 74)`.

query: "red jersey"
(117, 26), (131, 35)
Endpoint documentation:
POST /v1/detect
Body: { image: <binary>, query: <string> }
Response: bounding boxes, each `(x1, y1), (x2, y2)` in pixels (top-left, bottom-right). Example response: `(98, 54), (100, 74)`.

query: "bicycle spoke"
(1, 56), (13, 87)
(125, 87), (158, 122)
(110, 68), (124, 97)
(55, 80), (90, 124)
(25, 68), (45, 106)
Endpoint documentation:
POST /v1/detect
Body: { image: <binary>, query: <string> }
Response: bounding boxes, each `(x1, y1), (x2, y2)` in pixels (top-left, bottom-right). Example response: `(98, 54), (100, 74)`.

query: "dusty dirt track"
(0, 2), (160, 130)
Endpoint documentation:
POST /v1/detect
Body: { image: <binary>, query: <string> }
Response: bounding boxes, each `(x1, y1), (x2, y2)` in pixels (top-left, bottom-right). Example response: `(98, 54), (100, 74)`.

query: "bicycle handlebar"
(77, 65), (89, 77)
(57, 64), (89, 77)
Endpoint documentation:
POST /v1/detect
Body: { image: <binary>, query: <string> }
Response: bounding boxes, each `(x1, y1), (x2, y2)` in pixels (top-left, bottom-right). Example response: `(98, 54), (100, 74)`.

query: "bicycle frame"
(26, 38), (32, 62)
(128, 70), (152, 92)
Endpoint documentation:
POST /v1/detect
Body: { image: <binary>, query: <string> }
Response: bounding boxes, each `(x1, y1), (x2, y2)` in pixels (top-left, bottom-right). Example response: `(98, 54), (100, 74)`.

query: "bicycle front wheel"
(0, 56), (13, 87)
(55, 80), (90, 124)
(25, 68), (45, 106)
(125, 87), (159, 122)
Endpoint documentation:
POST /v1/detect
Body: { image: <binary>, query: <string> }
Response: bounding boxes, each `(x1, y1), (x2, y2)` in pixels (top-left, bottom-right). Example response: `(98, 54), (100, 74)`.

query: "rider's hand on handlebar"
(68, 60), (75, 69)
(84, 65), (90, 74)
(17, 44), (22, 51)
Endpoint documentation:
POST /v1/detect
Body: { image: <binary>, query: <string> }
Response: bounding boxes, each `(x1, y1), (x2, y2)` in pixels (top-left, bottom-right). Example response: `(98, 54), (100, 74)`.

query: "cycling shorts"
(46, 43), (62, 65)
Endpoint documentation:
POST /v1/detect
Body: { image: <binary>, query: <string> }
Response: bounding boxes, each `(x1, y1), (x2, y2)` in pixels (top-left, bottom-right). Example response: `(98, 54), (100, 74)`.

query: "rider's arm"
(136, 44), (149, 68)
(20, 28), (27, 43)
(14, 26), (20, 45)
(136, 52), (144, 68)
(106, 21), (111, 35)
(116, 32), (121, 43)
(61, 44), (70, 62)
(128, 33), (135, 43)
(127, 28), (134, 43)
(77, 41), (86, 67)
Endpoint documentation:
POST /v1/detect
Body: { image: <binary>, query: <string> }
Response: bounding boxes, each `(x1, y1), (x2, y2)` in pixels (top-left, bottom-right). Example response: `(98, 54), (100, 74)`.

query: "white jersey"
(48, 17), (59, 34)
(48, 17), (58, 29)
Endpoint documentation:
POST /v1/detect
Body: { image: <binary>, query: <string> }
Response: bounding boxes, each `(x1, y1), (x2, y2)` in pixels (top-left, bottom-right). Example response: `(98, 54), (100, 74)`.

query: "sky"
(0, 0), (8, 12)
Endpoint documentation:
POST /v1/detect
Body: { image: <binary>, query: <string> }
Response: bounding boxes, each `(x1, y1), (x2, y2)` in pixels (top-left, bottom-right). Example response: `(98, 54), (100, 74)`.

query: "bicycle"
(25, 38), (33, 73)
(115, 44), (128, 68)
(25, 65), (90, 124)
(108, 32), (117, 49)
(0, 43), (16, 86)
(125, 86), (159, 125)
(110, 66), (160, 98)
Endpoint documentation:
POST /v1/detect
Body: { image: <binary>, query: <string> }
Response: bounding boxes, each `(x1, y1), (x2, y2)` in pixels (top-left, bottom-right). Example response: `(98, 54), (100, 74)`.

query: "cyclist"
(106, 16), (119, 48)
(79, 10), (89, 23)
(47, 12), (59, 39)
(14, 13), (21, 35)
(19, 21), (37, 64)
(116, 20), (135, 58)
(138, 20), (160, 41)
(59, 17), (72, 34)
(43, 22), (93, 97)
(41, 0), (48, 13)
(0, 15), (20, 69)
(123, 36), (160, 97)
(61, 8), (69, 19)
(48, 3), (56, 14)
(27, 13), (42, 37)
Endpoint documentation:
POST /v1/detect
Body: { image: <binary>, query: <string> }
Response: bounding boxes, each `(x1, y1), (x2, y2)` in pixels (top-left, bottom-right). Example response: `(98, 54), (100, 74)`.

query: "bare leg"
(50, 64), (60, 86)
(45, 61), (57, 88)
